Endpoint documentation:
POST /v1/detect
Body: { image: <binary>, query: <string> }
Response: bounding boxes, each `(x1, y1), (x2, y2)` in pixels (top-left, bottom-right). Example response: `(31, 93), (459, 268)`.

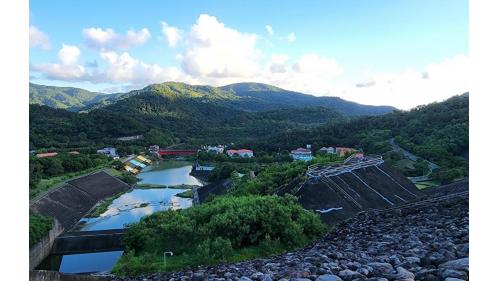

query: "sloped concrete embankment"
(29, 171), (131, 229)
(29, 171), (131, 269)
(298, 163), (422, 225)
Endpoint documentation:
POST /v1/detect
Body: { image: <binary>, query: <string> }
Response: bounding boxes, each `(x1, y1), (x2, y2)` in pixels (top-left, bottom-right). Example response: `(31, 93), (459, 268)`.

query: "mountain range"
(29, 82), (395, 116)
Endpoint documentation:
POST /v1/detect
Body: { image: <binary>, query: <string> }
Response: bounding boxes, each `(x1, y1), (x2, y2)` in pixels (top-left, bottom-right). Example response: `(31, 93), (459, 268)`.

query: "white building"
(227, 149), (254, 158)
(206, 145), (224, 154)
(290, 147), (313, 161)
(319, 147), (336, 154)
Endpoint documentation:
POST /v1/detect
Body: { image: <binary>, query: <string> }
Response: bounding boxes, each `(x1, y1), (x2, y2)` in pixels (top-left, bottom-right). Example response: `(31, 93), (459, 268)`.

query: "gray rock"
(251, 272), (265, 280)
(316, 274), (343, 281)
(444, 278), (465, 281)
(338, 269), (364, 280)
(389, 267), (414, 280)
(261, 274), (273, 281)
(193, 272), (204, 281)
(438, 258), (469, 271)
(440, 269), (468, 279)
(367, 262), (393, 275)
(239, 277), (252, 281)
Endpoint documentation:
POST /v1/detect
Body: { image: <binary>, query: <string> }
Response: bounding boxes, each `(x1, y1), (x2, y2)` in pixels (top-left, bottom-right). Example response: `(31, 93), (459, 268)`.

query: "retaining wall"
(29, 219), (64, 270)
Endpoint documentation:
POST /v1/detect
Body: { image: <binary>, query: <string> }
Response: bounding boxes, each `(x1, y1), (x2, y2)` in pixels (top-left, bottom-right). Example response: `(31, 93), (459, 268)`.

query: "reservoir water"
(37, 161), (203, 274)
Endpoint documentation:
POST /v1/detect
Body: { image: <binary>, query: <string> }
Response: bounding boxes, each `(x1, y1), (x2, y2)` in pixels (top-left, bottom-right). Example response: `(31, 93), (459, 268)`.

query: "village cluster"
(203, 144), (362, 161)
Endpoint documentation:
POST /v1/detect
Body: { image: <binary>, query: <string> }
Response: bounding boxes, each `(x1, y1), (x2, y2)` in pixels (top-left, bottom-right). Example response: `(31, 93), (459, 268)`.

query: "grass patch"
(90, 191), (127, 218)
(175, 189), (193, 198)
(167, 184), (198, 189)
(135, 183), (167, 189)
(414, 180), (440, 189)
(29, 214), (53, 247)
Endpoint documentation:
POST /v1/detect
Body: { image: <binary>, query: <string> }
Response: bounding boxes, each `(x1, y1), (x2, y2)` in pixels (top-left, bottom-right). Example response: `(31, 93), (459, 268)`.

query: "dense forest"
(241, 94), (469, 182)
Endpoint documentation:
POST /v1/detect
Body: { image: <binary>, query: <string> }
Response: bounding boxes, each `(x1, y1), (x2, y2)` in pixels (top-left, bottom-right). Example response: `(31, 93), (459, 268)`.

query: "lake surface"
(37, 161), (202, 274)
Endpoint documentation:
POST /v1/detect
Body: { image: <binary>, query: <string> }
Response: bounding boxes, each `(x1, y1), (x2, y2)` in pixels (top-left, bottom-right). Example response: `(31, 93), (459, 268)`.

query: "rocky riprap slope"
(114, 191), (468, 281)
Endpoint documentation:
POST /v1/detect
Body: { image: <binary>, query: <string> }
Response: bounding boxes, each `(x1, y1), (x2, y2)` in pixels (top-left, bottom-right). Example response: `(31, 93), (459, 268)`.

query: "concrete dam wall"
(29, 171), (131, 230)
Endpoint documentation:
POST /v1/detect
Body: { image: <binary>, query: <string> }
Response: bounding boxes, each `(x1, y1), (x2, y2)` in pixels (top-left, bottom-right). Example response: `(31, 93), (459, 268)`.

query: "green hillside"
(29, 83), (119, 111)
(221, 82), (395, 115)
(30, 82), (395, 116)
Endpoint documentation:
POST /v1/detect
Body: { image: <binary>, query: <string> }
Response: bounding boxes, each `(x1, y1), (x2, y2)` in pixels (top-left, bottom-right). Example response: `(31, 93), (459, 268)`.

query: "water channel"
(37, 161), (204, 274)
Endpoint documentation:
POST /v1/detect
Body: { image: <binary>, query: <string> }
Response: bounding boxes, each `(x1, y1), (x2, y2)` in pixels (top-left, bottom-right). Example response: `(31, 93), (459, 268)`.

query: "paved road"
(388, 138), (439, 181)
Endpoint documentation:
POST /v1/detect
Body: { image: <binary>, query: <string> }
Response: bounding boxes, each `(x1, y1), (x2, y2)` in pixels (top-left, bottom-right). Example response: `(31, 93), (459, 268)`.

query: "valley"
(28, 81), (469, 280)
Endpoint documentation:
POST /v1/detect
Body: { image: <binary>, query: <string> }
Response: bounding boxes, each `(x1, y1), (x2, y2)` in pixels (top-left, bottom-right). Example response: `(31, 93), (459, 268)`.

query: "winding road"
(388, 138), (439, 181)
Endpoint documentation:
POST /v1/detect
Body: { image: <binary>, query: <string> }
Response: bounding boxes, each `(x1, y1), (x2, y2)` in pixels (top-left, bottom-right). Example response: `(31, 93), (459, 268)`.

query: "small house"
(336, 147), (358, 157)
(227, 149), (254, 158)
(318, 147), (336, 154)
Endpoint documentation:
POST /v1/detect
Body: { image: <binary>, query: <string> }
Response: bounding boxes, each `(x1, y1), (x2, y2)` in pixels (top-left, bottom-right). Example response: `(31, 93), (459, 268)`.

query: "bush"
(29, 214), (53, 247)
(118, 195), (325, 275)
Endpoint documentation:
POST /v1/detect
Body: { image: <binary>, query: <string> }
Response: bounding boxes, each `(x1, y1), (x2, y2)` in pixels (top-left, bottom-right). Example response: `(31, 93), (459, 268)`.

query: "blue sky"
(29, 0), (468, 109)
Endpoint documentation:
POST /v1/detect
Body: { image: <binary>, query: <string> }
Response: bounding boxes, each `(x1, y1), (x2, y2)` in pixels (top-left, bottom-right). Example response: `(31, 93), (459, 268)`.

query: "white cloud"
(161, 21), (182, 47)
(344, 54), (469, 109)
(32, 47), (185, 87)
(265, 25), (273, 36)
(31, 63), (86, 81)
(98, 51), (184, 84)
(180, 14), (261, 78)
(259, 53), (344, 97)
(82, 27), (151, 50)
(31, 44), (86, 80)
(268, 54), (289, 73)
(287, 32), (296, 43)
(58, 44), (81, 65)
(29, 26), (51, 50)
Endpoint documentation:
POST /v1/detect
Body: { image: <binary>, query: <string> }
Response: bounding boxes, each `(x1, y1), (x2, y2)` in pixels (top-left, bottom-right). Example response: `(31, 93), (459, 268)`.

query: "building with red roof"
(226, 149), (254, 158)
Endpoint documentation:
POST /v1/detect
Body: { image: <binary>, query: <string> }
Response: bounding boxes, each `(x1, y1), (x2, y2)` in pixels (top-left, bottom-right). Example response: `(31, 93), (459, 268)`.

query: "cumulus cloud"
(31, 44), (86, 81)
(29, 26), (51, 50)
(180, 14), (261, 78)
(32, 47), (185, 87)
(58, 44), (81, 65)
(31, 63), (86, 81)
(82, 27), (151, 50)
(287, 32), (296, 43)
(344, 54), (469, 109)
(98, 51), (184, 84)
(269, 54), (289, 73)
(161, 21), (182, 47)
(265, 25), (273, 36)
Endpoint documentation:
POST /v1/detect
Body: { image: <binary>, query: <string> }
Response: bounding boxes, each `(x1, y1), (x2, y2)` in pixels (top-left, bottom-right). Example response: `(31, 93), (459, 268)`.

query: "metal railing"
(307, 156), (384, 179)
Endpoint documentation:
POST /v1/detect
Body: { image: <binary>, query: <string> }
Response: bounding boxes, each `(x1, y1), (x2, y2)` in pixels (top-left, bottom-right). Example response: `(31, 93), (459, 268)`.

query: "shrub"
(29, 214), (53, 247)
(118, 194), (325, 274)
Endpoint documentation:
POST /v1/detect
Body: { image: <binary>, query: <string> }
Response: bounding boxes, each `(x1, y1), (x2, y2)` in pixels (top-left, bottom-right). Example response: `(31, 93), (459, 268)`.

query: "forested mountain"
(30, 82), (395, 116)
(29, 83), (122, 111)
(243, 94), (469, 179)
(221, 82), (395, 115)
